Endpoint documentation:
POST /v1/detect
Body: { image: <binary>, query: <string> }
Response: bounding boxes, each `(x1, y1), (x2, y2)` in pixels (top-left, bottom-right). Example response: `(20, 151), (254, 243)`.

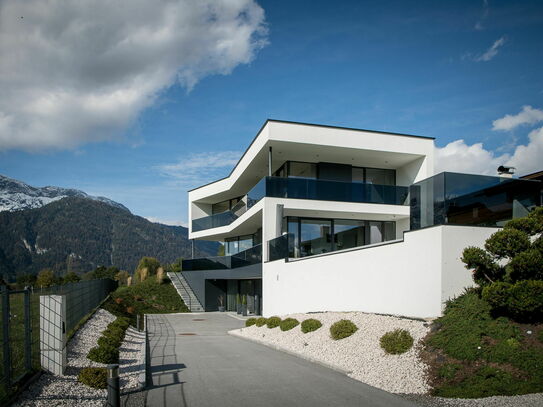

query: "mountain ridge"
(0, 174), (130, 212)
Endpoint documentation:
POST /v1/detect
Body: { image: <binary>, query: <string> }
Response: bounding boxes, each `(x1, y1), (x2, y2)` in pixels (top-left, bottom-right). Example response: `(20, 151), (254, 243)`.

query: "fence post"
(1, 286), (11, 387)
(24, 289), (32, 371)
(107, 364), (120, 407)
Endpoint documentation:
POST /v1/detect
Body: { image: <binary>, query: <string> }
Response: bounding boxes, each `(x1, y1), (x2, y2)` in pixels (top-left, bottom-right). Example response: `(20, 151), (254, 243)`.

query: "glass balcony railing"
(268, 233), (294, 262)
(409, 172), (542, 230)
(192, 177), (409, 232)
(182, 244), (262, 271)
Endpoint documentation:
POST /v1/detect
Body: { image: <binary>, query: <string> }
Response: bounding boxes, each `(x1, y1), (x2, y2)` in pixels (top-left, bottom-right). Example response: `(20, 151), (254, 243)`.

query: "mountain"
(0, 196), (218, 281)
(0, 174), (129, 212)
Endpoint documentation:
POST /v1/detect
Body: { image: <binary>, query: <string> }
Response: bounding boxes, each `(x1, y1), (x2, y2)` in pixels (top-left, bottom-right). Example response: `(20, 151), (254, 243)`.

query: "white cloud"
(474, 0), (489, 31)
(492, 105), (543, 131)
(0, 0), (267, 151)
(436, 126), (543, 176)
(155, 150), (242, 189)
(475, 36), (506, 62)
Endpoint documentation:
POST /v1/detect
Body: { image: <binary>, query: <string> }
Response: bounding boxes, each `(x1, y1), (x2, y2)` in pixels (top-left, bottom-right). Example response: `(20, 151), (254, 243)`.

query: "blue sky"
(1, 0), (542, 225)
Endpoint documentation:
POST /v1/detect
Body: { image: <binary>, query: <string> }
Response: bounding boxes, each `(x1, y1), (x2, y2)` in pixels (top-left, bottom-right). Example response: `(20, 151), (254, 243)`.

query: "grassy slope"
(422, 291), (543, 398)
(102, 277), (189, 324)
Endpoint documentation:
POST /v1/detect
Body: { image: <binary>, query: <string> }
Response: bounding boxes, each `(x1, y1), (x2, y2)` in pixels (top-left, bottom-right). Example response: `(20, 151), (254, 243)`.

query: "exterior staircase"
(168, 272), (205, 312)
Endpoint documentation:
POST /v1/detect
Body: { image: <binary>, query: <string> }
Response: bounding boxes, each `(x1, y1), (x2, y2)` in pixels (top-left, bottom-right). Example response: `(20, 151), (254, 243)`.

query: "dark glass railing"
(268, 234), (294, 262)
(192, 177), (408, 232)
(182, 244), (262, 271)
(410, 172), (542, 230)
(264, 177), (408, 205)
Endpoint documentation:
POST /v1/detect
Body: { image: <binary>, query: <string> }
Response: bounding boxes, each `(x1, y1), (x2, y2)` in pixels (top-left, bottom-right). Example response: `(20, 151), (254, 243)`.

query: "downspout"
(268, 146), (272, 177)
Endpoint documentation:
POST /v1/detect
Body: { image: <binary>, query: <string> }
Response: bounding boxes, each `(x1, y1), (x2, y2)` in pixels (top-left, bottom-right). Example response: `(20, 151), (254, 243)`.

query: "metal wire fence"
(0, 279), (116, 403)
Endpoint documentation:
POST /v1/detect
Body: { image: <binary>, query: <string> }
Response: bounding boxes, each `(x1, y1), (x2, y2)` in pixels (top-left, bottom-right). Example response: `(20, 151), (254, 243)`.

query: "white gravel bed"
(230, 311), (430, 394)
(119, 327), (146, 391)
(14, 308), (115, 407)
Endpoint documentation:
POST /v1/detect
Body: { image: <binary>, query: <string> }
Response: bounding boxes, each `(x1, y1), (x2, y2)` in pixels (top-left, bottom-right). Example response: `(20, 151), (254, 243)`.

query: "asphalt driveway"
(142, 312), (421, 407)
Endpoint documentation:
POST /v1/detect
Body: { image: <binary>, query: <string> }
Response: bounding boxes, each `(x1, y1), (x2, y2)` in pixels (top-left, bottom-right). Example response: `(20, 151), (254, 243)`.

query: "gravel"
(14, 309), (146, 406)
(230, 311), (431, 394)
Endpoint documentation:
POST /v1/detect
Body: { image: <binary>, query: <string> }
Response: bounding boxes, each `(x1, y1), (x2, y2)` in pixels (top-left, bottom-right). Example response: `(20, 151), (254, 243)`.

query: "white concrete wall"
(262, 225), (498, 319)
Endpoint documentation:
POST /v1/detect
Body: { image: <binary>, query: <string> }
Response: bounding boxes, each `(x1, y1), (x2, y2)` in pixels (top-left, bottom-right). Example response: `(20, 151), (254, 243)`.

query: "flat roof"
(188, 119), (433, 192)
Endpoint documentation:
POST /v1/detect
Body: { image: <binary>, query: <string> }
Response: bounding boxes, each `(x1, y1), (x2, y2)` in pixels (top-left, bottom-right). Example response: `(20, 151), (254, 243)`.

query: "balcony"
(192, 177), (409, 232)
(410, 172), (542, 230)
(182, 244), (262, 271)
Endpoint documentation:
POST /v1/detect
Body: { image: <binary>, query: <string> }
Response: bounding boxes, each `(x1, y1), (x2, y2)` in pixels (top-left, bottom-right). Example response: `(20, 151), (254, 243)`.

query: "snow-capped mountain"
(0, 174), (130, 213)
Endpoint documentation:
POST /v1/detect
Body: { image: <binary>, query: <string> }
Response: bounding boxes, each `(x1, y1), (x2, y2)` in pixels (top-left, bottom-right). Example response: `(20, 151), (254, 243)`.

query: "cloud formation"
(492, 106), (543, 131)
(475, 36), (506, 62)
(156, 150), (242, 189)
(0, 0), (267, 151)
(436, 107), (543, 176)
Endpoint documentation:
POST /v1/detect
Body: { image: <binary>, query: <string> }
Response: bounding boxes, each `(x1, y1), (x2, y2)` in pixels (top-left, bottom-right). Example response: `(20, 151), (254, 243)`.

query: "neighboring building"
(177, 120), (541, 319)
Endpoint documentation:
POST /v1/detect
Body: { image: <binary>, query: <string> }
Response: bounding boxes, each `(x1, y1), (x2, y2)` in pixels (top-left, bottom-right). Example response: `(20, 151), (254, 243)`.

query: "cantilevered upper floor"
(188, 119), (435, 240)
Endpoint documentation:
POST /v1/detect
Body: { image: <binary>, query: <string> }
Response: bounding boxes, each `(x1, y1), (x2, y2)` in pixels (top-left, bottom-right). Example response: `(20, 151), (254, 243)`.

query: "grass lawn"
(422, 290), (543, 398)
(102, 277), (189, 324)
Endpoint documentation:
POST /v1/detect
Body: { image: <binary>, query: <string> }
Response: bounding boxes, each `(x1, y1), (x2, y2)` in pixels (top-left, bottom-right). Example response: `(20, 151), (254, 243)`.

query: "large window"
(212, 196), (242, 215)
(286, 217), (396, 258)
(300, 219), (332, 257)
(366, 168), (395, 186)
(334, 220), (366, 251)
(225, 234), (256, 256)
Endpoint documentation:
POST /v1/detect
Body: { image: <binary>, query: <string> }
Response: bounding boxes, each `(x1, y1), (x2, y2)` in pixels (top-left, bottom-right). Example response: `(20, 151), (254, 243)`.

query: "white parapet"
(262, 225), (499, 319)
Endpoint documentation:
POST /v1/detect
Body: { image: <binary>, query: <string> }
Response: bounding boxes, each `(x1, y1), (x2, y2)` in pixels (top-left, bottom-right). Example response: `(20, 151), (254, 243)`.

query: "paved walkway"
(142, 312), (421, 407)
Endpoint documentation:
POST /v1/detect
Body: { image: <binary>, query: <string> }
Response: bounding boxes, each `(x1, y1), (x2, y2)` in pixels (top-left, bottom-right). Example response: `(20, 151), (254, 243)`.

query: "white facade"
(186, 120), (527, 319)
(263, 225), (498, 319)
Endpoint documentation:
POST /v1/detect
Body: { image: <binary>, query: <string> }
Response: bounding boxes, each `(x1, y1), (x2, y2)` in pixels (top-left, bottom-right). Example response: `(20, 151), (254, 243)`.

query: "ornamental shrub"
(78, 367), (107, 389)
(461, 247), (503, 286)
(280, 318), (299, 331)
(87, 344), (119, 364)
(97, 335), (122, 349)
(255, 317), (267, 327)
(301, 318), (322, 333)
(532, 236), (543, 253)
(330, 319), (358, 340)
(482, 282), (512, 315)
(484, 229), (531, 259)
(245, 318), (257, 327)
(380, 329), (414, 354)
(506, 280), (543, 322)
(266, 316), (281, 329)
(482, 280), (543, 322)
(103, 325), (126, 341)
(507, 249), (543, 282)
(504, 217), (539, 235)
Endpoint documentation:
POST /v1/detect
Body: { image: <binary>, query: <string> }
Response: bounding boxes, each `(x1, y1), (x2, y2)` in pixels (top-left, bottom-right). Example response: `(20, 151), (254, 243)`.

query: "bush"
(485, 229), (531, 259)
(87, 344), (119, 364)
(508, 250), (543, 282)
(103, 325), (126, 342)
(78, 367), (107, 389)
(506, 280), (543, 322)
(483, 280), (543, 322)
(434, 366), (528, 398)
(245, 318), (257, 327)
(482, 282), (512, 315)
(266, 316), (281, 329)
(301, 318), (322, 333)
(438, 363), (461, 380)
(330, 319), (358, 340)
(280, 318), (299, 331)
(97, 335), (121, 349)
(255, 317), (267, 327)
(461, 247), (503, 286)
(380, 329), (414, 354)
(504, 217), (539, 235)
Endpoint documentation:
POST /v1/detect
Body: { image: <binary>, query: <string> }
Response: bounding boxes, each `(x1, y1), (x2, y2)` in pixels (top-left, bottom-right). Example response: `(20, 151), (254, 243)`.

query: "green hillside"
(0, 197), (217, 281)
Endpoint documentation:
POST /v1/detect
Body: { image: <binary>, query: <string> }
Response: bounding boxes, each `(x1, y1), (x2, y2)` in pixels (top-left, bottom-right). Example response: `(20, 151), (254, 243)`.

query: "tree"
(36, 269), (55, 288)
(16, 273), (37, 289)
(461, 207), (543, 286)
(63, 272), (81, 284)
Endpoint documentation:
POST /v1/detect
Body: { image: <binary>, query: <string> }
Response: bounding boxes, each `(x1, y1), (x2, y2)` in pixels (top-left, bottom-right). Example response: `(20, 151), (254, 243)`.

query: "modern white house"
(174, 119), (542, 319)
